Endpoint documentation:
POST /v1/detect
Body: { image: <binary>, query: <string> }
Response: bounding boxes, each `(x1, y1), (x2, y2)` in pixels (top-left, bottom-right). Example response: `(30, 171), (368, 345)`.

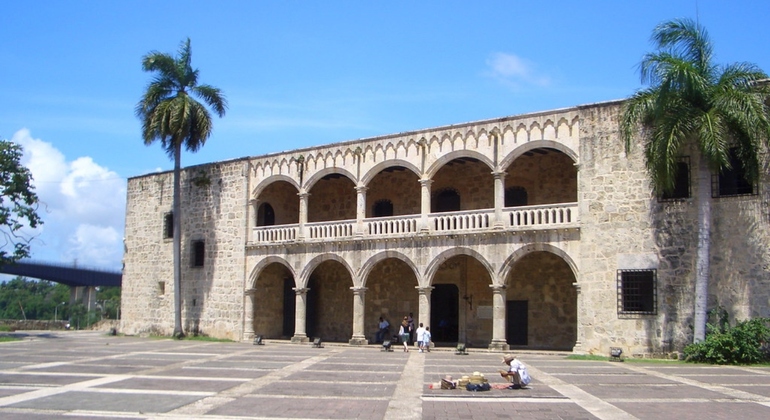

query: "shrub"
(684, 309), (770, 364)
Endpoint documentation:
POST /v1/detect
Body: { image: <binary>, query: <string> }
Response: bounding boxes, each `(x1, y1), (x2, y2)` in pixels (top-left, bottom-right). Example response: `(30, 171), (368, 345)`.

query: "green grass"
(0, 336), (21, 342)
(0, 325), (13, 332)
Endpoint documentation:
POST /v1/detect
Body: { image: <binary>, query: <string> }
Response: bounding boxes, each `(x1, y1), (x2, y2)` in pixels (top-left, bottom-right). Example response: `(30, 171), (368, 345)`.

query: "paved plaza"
(1, 331), (770, 419)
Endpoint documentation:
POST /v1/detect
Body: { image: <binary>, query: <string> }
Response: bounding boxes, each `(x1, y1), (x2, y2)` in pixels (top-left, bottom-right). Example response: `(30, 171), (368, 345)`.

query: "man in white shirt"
(415, 323), (426, 352)
(376, 317), (390, 343)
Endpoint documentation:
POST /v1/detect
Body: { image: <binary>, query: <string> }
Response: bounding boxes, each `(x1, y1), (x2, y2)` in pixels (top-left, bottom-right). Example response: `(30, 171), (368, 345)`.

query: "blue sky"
(1, 0), (769, 271)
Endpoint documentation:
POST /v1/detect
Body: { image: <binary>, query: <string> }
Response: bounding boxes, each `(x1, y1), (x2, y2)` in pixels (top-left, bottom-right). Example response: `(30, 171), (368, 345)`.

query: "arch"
(303, 167), (357, 191)
(425, 150), (495, 179)
(497, 243), (578, 286)
(424, 247), (495, 287)
(251, 175), (300, 199)
(358, 251), (421, 287)
(257, 202), (275, 226)
(299, 253), (356, 288)
(360, 159), (421, 186)
(248, 256), (297, 289)
(499, 140), (578, 170)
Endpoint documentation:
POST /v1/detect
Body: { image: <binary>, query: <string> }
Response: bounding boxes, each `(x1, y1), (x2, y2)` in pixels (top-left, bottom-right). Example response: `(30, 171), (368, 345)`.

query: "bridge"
(0, 260), (122, 311)
(0, 260), (121, 287)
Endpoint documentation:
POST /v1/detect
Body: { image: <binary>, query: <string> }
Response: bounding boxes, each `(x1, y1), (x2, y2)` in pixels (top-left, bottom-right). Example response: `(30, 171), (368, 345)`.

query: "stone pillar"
(572, 282), (583, 352)
(492, 170), (506, 229)
(243, 288), (256, 340)
(416, 286), (433, 330)
(355, 186), (368, 237)
(349, 287), (368, 345)
(247, 199), (258, 243)
(419, 179), (432, 232)
(291, 287), (310, 343)
(489, 284), (510, 350)
(298, 192), (309, 240)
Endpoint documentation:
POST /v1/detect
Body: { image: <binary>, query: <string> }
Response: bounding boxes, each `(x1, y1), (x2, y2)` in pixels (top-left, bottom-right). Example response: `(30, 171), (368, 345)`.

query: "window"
(192, 240), (205, 267)
(505, 186), (528, 207)
(660, 158), (690, 200)
(617, 270), (656, 315)
(432, 189), (460, 213)
(257, 203), (275, 226)
(158, 281), (166, 296)
(372, 199), (394, 217)
(714, 148), (755, 197)
(163, 212), (173, 238)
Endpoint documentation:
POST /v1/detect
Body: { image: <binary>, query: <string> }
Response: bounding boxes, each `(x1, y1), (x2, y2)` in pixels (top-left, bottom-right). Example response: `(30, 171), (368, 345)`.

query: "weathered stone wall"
(121, 160), (249, 340)
(252, 263), (291, 338)
(363, 258), (419, 341)
(365, 170), (421, 217)
(506, 150), (577, 205)
(431, 160), (494, 210)
(506, 251), (577, 350)
(307, 261), (353, 342)
(257, 181), (299, 226)
(307, 176), (357, 222)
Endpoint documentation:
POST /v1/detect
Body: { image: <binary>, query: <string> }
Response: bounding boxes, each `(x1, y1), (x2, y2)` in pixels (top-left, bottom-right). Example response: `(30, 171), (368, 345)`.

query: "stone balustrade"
(250, 203), (579, 244)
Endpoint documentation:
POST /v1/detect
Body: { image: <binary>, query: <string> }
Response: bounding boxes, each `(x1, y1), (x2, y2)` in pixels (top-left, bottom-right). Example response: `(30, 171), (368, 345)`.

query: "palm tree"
(621, 19), (770, 343)
(136, 38), (227, 338)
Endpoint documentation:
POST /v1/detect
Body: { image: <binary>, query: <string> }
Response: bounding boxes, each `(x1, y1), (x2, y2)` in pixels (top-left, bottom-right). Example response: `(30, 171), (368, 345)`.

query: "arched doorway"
(363, 257), (418, 343)
(253, 262), (294, 339)
(306, 260), (353, 342)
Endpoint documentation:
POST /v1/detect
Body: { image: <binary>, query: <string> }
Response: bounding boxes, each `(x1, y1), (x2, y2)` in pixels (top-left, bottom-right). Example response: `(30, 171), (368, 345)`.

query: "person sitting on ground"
(376, 317), (390, 343)
(499, 353), (531, 389)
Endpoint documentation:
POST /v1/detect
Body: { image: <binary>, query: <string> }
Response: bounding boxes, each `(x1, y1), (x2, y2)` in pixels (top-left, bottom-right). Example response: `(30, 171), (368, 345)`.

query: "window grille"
(713, 149), (756, 197)
(660, 158), (690, 201)
(617, 269), (656, 315)
(163, 212), (173, 239)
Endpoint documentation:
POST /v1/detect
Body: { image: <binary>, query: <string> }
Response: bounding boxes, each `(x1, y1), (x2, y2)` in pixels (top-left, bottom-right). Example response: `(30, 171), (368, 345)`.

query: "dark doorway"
(282, 278), (296, 337)
(257, 203), (275, 226)
(505, 186), (528, 207)
(372, 199), (394, 217)
(431, 284), (459, 343)
(433, 189), (461, 213)
(506, 300), (528, 345)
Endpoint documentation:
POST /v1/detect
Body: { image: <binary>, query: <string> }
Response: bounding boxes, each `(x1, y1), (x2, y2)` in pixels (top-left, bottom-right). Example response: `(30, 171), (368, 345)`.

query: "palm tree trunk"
(693, 158), (711, 343)
(172, 142), (184, 338)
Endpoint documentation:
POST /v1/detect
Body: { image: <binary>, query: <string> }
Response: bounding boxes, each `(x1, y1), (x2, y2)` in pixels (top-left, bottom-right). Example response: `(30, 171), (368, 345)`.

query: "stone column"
(298, 192), (309, 240)
(572, 282), (583, 352)
(416, 286), (433, 330)
(243, 288), (257, 340)
(291, 287), (310, 343)
(349, 287), (368, 345)
(355, 186), (368, 237)
(489, 284), (510, 350)
(247, 199), (258, 243)
(492, 170), (506, 229)
(419, 179), (432, 232)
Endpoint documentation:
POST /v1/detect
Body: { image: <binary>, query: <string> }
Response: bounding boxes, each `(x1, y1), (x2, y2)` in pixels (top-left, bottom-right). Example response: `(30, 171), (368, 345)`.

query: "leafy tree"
(0, 140), (43, 267)
(620, 19), (770, 343)
(135, 38), (227, 338)
(0, 277), (68, 320)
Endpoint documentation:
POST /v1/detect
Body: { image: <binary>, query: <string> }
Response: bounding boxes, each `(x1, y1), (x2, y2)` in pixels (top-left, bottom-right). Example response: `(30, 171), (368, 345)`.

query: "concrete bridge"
(0, 260), (121, 310)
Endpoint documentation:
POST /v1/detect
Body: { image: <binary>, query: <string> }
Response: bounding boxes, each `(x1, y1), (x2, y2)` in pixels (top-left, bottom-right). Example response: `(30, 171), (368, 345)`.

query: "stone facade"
(120, 100), (770, 357)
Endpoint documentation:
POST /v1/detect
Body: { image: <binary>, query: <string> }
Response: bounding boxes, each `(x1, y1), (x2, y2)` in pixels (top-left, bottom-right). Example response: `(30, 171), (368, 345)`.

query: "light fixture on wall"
(463, 294), (473, 310)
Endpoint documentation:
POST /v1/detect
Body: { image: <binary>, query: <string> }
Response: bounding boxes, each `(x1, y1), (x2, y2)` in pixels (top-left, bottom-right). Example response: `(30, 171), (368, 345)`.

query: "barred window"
(713, 148), (756, 197)
(163, 212), (173, 239)
(617, 269), (656, 315)
(192, 240), (205, 267)
(660, 158), (690, 200)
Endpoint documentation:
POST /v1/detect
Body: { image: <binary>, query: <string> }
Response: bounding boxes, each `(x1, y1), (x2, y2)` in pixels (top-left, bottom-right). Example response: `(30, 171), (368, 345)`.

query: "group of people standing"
(376, 313), (431, 352)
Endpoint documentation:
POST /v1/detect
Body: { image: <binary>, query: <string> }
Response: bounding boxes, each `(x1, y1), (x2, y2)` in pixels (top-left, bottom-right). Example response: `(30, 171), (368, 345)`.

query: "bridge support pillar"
(70, 286), (97, 311)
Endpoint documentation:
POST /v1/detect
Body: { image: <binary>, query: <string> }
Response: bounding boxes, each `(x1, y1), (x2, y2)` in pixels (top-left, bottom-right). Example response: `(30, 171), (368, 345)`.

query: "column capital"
(419, 179), (433, 187)
(491, 170), (507, 179)
(244, 288), (258, 296)
(489, 284), (508, 293)
(293, 287), (309, 295)
(355, 186), (368, 193)
(415, 286), (435, 294)
(350, 286), (367, 294)
(248, 198), (259, 205)
(298, 192), (310, 199)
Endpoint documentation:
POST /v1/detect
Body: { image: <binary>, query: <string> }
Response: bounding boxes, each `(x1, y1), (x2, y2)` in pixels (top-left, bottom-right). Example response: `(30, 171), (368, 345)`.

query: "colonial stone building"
(120, 99), (770, 357)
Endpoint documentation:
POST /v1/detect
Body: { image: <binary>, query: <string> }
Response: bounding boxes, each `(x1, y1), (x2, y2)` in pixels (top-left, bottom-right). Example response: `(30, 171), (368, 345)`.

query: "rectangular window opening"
(617, 269), (657, 316)
(660, 157), (691, 201)
(713, 148), (757, 198)
(192, 240), (205, 267)
(158, 281), (166, 296)
(163, 212), (174, 239)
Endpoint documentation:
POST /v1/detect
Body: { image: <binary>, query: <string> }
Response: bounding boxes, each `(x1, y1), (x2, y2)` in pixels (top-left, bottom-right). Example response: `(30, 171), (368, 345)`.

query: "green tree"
(0, 140), (43, 267)
(620, 19), (770, 343)
(135, 38), (227, 338)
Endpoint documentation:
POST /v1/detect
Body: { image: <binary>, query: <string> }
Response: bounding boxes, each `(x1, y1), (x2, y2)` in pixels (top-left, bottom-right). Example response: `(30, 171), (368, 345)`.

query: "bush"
(684, 308), (770, 364)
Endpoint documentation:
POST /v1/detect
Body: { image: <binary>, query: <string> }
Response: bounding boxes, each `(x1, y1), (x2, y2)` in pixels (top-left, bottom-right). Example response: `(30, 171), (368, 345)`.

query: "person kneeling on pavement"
(499, 354), (531, 389)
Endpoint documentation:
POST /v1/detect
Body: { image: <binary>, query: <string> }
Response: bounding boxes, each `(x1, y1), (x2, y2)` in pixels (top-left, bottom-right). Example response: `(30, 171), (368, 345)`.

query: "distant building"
(120, 99), (770, 357)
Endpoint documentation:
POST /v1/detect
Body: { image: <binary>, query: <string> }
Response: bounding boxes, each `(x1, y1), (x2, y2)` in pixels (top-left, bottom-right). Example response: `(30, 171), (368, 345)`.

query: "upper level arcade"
(247, 108), (580, 245)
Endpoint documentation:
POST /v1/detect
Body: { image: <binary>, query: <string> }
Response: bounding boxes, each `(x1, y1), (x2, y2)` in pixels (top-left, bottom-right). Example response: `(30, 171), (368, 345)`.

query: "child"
(423, 326), (431, 352)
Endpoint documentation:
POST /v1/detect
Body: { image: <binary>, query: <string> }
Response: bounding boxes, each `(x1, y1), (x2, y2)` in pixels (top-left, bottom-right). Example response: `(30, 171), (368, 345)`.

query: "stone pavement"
(1, 331), (770, 419)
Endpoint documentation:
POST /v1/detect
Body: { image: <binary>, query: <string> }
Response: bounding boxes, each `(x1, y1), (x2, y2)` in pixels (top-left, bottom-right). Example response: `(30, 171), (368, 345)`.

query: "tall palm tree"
(621, 19), (770, 343)
(136, 38), (227, 338)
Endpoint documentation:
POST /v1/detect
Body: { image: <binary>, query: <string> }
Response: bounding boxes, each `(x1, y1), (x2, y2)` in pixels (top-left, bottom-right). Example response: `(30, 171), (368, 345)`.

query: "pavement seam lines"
(385, 351), (424, 420)
(525, 363), (639, 420)
(166, 348), (345, 416)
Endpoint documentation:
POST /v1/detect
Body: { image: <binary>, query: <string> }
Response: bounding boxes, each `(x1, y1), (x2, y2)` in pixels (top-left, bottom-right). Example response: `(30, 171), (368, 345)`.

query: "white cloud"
(11, 129), (125, 271)
(485, 52), (551, 89)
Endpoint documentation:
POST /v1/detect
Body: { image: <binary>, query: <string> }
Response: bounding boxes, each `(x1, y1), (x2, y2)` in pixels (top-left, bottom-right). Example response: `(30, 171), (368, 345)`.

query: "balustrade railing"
(366, 215), (419, 236)
(250, 203), (578, 244)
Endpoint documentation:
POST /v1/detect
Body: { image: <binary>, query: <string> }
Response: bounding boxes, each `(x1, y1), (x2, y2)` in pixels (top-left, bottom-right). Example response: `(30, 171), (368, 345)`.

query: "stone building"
(120, 99), (770, 357)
